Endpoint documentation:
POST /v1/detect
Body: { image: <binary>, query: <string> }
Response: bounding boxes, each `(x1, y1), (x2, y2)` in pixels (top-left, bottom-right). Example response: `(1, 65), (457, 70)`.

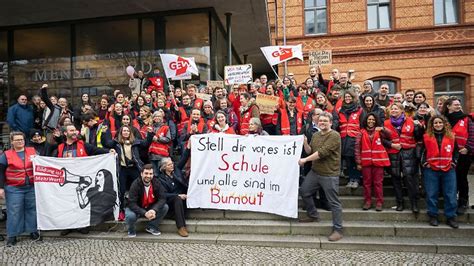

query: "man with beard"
(375, 83), (392, 109)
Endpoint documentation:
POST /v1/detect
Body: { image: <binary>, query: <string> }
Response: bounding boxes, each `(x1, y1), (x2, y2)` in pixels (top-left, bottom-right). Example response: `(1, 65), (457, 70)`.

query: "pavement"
(1, 238), (473, 264)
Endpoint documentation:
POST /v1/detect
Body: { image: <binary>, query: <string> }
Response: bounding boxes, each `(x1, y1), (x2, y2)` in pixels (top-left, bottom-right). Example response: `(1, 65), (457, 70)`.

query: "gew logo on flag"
(169, 56), (191, 76)
(260, 44), (303, 66)
(272, 47), (293, 61)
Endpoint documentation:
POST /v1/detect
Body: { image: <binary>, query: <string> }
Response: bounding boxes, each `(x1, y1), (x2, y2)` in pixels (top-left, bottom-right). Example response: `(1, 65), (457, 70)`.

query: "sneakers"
(346, 181), (359, 189)
(345, 181), (353, 188)
(178, 227), (189, 237)
(127, 230), (137, 238)
(447, 218), (459, 229)
(30, 232), (42, 241)
(6, 237), (17, 247)
(145, 227), (161, 236)
(362, 202), (371, 210)
(328, 230), (343, 242)
(118, 211), (125, 222)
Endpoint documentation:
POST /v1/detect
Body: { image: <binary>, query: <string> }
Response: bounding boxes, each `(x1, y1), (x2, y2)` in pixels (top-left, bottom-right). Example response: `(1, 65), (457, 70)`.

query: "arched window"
(434, 75), (467, 109)
(370, 77), (399, 96)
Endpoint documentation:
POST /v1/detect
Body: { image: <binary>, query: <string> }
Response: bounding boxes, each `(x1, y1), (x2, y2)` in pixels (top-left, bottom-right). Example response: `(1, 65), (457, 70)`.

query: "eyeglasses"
(12, 139), (24, 142)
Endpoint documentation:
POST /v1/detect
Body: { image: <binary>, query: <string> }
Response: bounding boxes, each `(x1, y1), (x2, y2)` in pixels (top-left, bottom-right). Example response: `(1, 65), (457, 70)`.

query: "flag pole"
(271, 65), (281, 81)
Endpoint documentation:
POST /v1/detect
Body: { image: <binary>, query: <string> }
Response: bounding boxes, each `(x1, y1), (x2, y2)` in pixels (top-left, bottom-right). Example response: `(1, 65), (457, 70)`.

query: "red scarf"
(141, 185), (155, 208)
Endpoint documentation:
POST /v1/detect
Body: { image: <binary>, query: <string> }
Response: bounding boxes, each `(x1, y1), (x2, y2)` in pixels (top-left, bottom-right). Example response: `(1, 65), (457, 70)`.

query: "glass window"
(11, 26), (71, 99)
(373, 79), (397, 95)
(165, 13), (210, 83)
(434, 76), (466, 109)
(435, 0), (458, 25)
(367, 0), (391, 30)
(74, 19), (140, 99)
(0, 31), (8, 140)
(304, 0), (327, 35)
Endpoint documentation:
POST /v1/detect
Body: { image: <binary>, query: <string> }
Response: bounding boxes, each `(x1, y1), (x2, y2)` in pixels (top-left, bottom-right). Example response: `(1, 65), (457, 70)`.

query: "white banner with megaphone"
(32, 154), (119, 230)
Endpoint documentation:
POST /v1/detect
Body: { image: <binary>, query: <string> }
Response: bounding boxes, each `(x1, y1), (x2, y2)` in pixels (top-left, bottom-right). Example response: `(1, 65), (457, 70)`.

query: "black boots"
(411, 201), (419, 214)
(396, 201), (404, 212)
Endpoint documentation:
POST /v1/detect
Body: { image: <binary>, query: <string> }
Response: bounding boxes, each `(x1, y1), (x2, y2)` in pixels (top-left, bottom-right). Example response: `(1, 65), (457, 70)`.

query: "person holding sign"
(298, 112), (343, 242)
(177, 109), (208, 171)
(0, 132), (40, 247)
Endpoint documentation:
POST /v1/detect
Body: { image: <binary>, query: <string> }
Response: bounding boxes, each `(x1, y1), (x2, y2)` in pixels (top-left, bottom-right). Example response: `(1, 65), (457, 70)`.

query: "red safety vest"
(177, 107), (190, 136)
(57, 140), (88, 157)
(148, 125), (170, 157)
(239, 105), (258, 135)
(185, 119), (206, 147)
(423, 133), (455, 172)
(193, 98), (203, 109)
(339, 108), (362, 138)
(384, 117), (417, 154)
(360, 130), (390, 167)
(211, 126), (236, 134)
(260, 113), (278, 126)
(452, 117), (468, 149)
(4, 147), (36, 186)
(296, 96), (314, 119)
(280, 108), (303, 135)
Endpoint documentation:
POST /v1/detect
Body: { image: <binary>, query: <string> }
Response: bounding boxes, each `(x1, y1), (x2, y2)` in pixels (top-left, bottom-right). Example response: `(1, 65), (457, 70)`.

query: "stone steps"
(301, 196), (442, 209)
(36, 231), (474, 255)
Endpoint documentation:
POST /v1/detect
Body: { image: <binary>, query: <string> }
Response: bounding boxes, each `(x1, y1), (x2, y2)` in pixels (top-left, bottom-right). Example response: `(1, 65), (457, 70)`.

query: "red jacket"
(384, 117), (416, 153)
(452, 117), (468, 149)
(4, 147), (36, 186)
(339, 108), (362, 138)
(423, 133), (455, 172)
(359, 129), (390, 167)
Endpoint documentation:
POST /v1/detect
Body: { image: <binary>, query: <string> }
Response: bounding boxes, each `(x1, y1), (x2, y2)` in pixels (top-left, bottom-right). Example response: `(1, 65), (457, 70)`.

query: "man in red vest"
(55, 124), (114, 158)
(125, 164), (168, 237)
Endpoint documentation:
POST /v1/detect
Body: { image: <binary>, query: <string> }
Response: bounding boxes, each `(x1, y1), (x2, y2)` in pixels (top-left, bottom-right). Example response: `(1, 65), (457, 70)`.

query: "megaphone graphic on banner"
(59, 168), (92, 187)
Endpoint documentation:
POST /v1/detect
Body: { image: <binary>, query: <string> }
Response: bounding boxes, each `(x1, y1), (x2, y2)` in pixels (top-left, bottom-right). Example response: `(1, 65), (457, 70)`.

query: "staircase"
(49, 176), (474, 255)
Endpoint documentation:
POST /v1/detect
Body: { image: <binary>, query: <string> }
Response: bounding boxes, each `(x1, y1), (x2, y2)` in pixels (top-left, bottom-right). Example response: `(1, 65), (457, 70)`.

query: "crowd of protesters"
(1, 64), (473, 246)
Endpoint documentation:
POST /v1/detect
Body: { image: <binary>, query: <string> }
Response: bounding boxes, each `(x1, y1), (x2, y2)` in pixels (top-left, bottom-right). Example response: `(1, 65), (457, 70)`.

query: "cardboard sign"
(207, 80), (225, 89)
(196, 93), (212, 102)
(256, 94), (279, 115)
(308, 50), (332, 66)
(224, 64), (253, 85)
(188, 134), (303, 218)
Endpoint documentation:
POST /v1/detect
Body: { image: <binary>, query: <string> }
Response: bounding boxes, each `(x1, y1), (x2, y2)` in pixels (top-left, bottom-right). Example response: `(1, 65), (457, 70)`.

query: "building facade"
(268, 0), (474, 112)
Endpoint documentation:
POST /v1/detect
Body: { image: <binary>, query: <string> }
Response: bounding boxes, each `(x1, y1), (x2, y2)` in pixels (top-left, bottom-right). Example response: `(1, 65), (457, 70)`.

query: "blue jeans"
(5, 185), (38, 238)
(423, 168), (457, 219)
(125, 204), (169, 233)
(345, 156), (361, 183)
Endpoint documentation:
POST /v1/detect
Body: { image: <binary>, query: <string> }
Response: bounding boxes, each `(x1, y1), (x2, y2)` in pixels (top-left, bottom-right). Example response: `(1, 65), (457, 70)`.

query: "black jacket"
(103, 133), (153, 171)
(158, 168), (188, 201)
(127, 177), (166, 217)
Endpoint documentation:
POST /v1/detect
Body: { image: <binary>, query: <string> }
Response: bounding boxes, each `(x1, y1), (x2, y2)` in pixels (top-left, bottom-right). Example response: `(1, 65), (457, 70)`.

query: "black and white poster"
(32, 154), (119, 230)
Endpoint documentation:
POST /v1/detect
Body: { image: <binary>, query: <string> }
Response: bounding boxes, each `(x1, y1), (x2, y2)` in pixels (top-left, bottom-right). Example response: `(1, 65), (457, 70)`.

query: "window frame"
(367, 0), (392, 31)
(434, 0), (459, 25)
(304, 0), (328, 36)
(433, 73), (469, 110)
(370, 76), (399, 97)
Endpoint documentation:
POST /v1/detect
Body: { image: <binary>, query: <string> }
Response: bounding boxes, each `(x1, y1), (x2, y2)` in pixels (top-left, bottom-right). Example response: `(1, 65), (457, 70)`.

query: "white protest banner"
(224, 64), (253, 85)
(260, 44), (303, 66)
(207, 80), (225, 89)
(309, 50), (332, 66)
(160, 53), (199, 79)
(32, 154), (119, 230)
(188, 134), (303, 218)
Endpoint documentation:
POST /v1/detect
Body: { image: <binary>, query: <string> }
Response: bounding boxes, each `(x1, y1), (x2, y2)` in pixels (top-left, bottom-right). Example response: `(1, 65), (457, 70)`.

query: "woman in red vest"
(148, 111), (172, 176)
(442, 97), (474, 215)
(239, 92), (260, 135)
(355, 114), (390, 211)
(0, 132), (39, 246)
(421, 115), (458, 228)
(384, 103), (422, 213)
(295, 84), (315, 123)
(336, 89), (363, 189)
(210, 111), (236, 134)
